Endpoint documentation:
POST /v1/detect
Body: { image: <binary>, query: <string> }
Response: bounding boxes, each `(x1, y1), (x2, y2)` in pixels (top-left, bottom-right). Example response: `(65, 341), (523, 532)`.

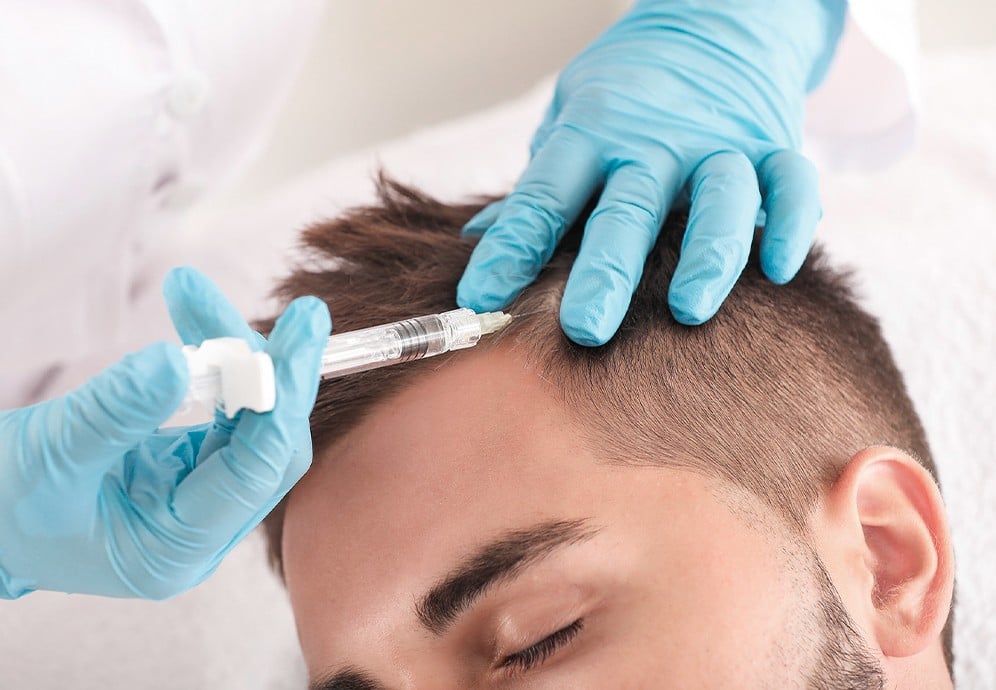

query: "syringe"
(181, 308), (511, 417)
(319, 307), (510, 379)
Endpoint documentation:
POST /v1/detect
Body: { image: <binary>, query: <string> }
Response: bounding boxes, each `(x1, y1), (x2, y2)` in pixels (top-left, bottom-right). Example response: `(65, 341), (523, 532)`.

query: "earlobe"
(824, 446), (954, 659)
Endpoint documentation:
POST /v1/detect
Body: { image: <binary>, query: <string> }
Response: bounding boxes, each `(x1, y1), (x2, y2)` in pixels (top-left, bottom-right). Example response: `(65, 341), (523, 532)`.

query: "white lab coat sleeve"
(804, 0), (920, 170)
(0, 0), (323, 409)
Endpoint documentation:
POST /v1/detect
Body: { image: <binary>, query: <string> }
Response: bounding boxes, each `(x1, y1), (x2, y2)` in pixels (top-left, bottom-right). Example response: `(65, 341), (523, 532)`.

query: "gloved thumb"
(53, 342), (189, 477)
(163, 266), (263, 348)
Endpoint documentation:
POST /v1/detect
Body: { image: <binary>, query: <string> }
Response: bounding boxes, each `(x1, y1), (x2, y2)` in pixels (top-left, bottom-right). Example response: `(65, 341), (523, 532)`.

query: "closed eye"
(498, 619), (584, 674)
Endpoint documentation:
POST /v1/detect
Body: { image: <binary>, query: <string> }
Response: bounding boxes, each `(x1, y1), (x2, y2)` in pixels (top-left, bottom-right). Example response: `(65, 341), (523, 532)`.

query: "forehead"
(282, 349), (605, 652)
(307, 348), (592, 515)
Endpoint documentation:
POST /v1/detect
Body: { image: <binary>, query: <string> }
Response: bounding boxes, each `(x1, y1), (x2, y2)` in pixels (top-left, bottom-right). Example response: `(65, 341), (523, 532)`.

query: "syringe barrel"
(319, 308), (489, 379)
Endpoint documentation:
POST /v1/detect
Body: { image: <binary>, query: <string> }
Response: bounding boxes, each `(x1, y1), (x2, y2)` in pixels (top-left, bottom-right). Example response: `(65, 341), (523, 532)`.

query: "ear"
(819, 446), (954, 659)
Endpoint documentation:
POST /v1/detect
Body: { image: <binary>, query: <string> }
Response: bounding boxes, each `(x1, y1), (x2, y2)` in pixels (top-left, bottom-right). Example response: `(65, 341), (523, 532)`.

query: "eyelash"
(498, 619), (584, 673)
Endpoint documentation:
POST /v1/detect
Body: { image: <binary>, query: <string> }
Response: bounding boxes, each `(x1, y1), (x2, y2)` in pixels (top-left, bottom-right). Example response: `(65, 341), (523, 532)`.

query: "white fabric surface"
(1, 47), (993, 689)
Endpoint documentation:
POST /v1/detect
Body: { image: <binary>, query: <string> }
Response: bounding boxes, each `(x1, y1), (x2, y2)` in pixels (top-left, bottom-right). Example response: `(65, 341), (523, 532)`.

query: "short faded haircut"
(259, 177), (951, 670)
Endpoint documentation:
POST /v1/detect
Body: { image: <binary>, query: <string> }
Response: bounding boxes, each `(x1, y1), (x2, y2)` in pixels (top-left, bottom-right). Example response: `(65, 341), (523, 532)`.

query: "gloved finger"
(162, 266), (264, 349)
(756, 149), (822, 284)
(560, 159), (681, 346)
(456, 129), (602, 312)
(528, 101), (558, 157)
(669, 151), (761, 325)
(57, 342), (189, 478)
(463, 102), (563, 239)
(462, 199), (505, 237)
(192, 408), (241, 469)
(170, 296), (330, 539)
(196, 420), (313, 581)
(212, 295), (327, 523)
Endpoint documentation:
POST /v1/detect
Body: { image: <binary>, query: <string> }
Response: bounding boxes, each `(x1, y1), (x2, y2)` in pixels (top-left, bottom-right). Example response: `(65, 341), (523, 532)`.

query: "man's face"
(282, 348), (838, 688)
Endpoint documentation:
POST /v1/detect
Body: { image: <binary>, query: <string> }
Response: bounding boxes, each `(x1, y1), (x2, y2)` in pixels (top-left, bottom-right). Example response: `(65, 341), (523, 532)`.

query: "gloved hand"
(458, 0), (846, 345)
(0, 267), (330, 599)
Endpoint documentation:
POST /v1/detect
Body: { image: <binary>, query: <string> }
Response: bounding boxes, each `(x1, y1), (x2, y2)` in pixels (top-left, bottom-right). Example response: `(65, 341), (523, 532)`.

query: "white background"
(231, 0), (996, 199)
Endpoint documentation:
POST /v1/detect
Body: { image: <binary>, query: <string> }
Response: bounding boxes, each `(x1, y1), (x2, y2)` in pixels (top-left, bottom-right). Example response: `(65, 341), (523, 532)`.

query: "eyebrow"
(311, 668), (384, 690)
(311, 519), (597, 690)
(416, 518), (597, 634)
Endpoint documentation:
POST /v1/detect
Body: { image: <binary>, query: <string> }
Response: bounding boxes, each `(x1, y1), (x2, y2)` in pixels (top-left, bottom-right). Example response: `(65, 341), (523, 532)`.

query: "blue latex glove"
(0, 267), (330, 599)
(458, 0), (846, 345)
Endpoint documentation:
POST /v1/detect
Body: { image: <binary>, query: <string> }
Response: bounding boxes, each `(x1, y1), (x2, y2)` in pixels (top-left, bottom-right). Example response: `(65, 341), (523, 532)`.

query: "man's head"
(261, 180), (954, 688)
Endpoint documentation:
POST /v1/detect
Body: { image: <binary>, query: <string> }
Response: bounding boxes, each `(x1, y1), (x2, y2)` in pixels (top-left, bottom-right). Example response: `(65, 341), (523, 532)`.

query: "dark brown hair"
(259, 176), (951, 671)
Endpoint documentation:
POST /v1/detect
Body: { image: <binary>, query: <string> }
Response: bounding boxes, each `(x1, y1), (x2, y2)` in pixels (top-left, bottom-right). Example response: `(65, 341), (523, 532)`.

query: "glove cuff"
(629, 0), (847, 94)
